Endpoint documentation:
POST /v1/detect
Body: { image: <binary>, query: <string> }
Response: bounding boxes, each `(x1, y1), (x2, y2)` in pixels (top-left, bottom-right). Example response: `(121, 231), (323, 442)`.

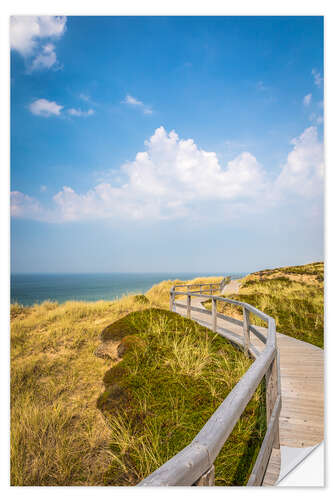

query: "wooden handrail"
(139, 282), (281, 487)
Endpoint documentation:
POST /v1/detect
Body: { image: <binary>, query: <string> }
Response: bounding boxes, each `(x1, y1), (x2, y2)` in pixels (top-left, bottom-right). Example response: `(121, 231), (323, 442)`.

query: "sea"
(11, 272), (246, 307)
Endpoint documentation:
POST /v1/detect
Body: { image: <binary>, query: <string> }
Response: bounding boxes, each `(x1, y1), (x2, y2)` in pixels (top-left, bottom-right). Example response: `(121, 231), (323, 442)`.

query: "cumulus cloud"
(28, 99), (95, 118)
(303, 93), (312, 106)
(11, 126), (324, 223)
(11, 191), (42, 218)
(29, 98), (63, 117)
(30, 43), (58, 71)
(275, 126), (324, 198)
(67, 108), (95, 117)
(122, 94), (153, 115)
(10, 16), (66, 70)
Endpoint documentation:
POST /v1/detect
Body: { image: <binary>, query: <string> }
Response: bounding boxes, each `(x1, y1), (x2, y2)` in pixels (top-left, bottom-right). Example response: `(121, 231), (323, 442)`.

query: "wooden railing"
(139, 281), (281, 487)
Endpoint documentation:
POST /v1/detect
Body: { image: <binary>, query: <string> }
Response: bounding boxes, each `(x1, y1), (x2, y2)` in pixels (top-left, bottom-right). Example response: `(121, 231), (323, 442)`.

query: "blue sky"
(10, 16), (324, 273)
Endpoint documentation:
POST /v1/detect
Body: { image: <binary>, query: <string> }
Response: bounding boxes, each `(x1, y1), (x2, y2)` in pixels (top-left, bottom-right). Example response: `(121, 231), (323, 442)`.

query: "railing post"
(243, 306), (250, 356)
(265, 352), (280, 449)
(212, 298), (217, 333)
(187, 294), (191, 319)
(193, 464), (215, 486)
(169, 288), (174, 311)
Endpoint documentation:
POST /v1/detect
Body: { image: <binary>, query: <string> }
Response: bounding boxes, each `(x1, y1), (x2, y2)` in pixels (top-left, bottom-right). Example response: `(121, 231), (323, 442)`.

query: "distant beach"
(11, 272), (246, 306)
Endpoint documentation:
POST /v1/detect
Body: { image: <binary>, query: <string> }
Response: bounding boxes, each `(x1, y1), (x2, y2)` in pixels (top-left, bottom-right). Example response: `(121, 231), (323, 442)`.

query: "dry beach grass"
(10, 266), (322, 486)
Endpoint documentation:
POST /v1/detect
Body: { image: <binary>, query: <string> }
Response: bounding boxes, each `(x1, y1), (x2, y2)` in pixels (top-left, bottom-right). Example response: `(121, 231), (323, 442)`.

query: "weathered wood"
(139, 282), (283, 487)
(193, 465), (215, 486)
(190, 305), (211, 315)
(193, 346), (275, 462)
(172, 287), (323, 486)
(187, 294), (191, 319)
(265, 354), (280, 449)
(169, 290), (174, 311)
(247, 395), (281, 486)
(249, 325), (267, 344)
(262, 449), (281, 486)
(173, 282), (223, 290)
(174, 301), (186, 309)
(267, 317), (277, 346)
(138, 442), (211, 486)
(243, 307), (250, 355)
(212, 298), (217, 333)
(216, 312), (243, 327)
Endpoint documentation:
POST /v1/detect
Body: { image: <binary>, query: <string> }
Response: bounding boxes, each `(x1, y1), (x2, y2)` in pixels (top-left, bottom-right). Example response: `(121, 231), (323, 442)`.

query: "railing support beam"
(169, 289), (174, 312)
(265, 353), (280, 449)
(243, 307), (250, 356)
(212, 298), (217, 332)
(187, 294), (191, 319)
(193, 464), (215, 486)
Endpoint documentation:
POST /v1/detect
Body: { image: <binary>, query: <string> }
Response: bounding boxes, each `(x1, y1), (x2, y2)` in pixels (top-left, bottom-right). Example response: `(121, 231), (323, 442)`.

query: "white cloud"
(303, 93), (312, 106)
(29, 98), (63, 117)
(275, 126), (324, 198)
(11, 126), (324, 223)
(312, 68), (323, 87)
(68, 108), (95, 117)
(11, 191), (42, 218)
(40, 185), (47, 192)
(29, 99), (95, 118)
(10, 16), (66, 70)
(122, 94), (153, 115)
(30, 43), (58, 71)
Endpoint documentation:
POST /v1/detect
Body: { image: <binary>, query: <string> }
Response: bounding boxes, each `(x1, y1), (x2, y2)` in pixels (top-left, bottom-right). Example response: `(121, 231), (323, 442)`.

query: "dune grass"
(10, 275), (266, 486)
(204, 262), (324, 348)
(97, 308), (266, 485)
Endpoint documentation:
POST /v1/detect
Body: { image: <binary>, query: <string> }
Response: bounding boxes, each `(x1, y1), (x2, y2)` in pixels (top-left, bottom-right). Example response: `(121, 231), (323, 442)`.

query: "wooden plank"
(169, 290), (174, 311)
(216, 312), (243, 327)
(249, 325), (267, 344)
(247, 395), (281, 486)
(262, 449), (281, 486)
(190, 305), (211, 315)
(187, 295), (191, 319)
(212, 298), (217, 333)
(174, 301), (186, 309)
(266, 354), (280, 449)
(243, 307), (250, 355)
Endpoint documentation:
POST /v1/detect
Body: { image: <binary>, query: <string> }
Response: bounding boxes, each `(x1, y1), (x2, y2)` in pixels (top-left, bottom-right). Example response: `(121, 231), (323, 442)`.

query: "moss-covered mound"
(97, 308), (266, 486)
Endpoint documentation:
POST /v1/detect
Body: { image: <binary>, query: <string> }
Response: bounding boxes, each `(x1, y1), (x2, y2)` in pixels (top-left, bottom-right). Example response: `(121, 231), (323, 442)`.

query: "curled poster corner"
(276, 442), (324, 487)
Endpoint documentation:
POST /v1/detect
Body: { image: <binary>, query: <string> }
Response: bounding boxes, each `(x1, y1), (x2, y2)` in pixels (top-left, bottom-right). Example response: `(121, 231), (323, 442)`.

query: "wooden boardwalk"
(174, 292), (324, 486)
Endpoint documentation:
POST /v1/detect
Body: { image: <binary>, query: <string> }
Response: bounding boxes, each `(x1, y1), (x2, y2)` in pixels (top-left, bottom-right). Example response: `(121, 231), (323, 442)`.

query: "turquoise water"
(11, 272), (246, 307)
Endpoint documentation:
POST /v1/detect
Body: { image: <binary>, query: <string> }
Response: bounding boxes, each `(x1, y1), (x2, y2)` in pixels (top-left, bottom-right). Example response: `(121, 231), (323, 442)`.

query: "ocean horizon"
(11, 272), (247, 307)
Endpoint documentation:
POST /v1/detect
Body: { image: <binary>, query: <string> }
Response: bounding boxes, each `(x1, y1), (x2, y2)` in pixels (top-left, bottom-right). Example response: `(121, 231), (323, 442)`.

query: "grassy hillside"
(10, 275), (265, 486)
(204, 262), (324, 348)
